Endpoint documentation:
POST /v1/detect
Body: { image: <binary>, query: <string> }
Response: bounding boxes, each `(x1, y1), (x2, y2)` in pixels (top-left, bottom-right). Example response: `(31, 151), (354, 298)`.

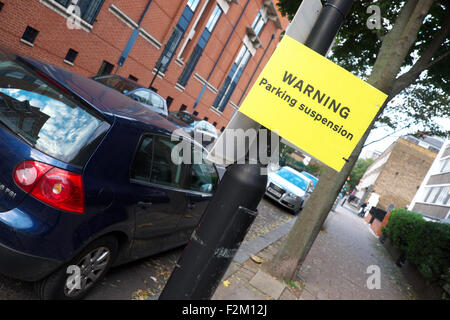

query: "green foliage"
(384, 209), (450, 290)
(349, 158), (374, 189)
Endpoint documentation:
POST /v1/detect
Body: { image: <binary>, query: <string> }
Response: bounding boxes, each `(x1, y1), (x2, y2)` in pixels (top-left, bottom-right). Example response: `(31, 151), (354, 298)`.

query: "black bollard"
(159, 163), (267, 300)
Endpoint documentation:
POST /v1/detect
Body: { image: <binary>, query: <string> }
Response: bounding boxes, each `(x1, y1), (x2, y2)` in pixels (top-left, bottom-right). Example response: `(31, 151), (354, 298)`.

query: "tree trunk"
(264, 0), (435, 281)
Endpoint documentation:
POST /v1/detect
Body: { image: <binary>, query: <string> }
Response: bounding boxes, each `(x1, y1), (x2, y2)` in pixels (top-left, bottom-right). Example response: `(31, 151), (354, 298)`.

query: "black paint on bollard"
(159, 163), (267, 300)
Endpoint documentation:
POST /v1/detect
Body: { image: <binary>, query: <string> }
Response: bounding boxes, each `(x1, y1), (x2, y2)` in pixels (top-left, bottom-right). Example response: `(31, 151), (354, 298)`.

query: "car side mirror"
(201, 183), (213, 193)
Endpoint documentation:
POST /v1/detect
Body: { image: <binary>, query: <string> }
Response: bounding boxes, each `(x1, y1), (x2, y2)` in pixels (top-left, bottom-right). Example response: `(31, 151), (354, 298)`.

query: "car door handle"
(137, 201), (153, 209)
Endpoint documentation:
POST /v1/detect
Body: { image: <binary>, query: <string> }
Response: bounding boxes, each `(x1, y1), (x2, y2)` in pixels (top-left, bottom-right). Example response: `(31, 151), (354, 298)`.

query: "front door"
(176, 146), (220, 242)
(129, 135), (189, 259)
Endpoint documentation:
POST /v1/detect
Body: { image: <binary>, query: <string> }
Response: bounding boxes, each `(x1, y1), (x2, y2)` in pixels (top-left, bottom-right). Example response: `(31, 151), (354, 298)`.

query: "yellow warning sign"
(239, 35), (387, 172)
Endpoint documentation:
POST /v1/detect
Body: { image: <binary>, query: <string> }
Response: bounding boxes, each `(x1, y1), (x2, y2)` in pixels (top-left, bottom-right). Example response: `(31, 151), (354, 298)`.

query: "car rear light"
(14, 161), (84, 213)
(14, 161), (53, 193)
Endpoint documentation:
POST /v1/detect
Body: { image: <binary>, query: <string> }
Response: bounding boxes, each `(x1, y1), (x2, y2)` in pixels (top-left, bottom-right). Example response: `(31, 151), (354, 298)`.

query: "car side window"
(150, 93), (165, 110)
(131, 90), (152, 105)
(190, 147), (219, 194)
(150, 136), (186, 188)
(131, 136), (154, 182)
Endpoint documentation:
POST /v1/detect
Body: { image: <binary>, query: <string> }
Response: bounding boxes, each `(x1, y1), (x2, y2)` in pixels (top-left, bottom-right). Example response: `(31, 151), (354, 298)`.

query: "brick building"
(354, 136), (438, 211)
(0, 0), (288, 130)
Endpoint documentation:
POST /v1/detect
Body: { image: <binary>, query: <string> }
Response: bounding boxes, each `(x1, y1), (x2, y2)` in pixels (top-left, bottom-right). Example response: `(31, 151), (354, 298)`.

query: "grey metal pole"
(304, 0), (354, 55)
(159, 0), (355, 301)
(159, 163), (267, 300)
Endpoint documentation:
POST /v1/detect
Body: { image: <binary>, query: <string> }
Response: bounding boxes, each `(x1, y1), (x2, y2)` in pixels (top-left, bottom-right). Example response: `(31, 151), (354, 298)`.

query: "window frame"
(53, 0), (104, 25)
(187, 144), (220, 195)
(129, 133), (191, 192)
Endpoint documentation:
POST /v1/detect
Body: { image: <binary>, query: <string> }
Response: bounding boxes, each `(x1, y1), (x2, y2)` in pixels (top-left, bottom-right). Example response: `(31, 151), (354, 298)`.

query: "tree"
(266, 0), (450, 280)
(349, 158), (375, 190)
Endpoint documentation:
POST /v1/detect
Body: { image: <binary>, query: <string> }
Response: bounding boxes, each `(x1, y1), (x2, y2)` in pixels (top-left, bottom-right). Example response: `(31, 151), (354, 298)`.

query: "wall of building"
(410, 139), (450, 220)
(0, 0), (288, 130)
(371, 138), (437, 211)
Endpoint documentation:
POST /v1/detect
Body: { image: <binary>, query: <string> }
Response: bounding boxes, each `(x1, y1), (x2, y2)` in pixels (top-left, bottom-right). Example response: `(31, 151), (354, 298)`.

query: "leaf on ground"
(250, 254), (264, 264)
(223, 280), (230, 287)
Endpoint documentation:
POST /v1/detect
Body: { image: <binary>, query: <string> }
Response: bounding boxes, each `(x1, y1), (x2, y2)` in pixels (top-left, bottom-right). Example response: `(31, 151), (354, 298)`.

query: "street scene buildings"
(0, 0), (287, 131)
(0, 0), (448, 304)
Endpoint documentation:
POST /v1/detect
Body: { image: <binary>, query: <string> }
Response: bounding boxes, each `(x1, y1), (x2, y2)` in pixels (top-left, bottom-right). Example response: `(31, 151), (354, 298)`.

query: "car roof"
(301, 171), (318, 181)
(19, 55), (181, 133)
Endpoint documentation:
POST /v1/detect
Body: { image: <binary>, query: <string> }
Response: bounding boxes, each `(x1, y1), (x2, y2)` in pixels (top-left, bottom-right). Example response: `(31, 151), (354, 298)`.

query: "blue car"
(0, 49), (219, 299)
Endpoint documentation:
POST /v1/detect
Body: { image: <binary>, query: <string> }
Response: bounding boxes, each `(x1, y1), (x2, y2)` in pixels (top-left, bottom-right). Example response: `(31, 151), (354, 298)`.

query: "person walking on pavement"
(358, 202), (368, 217)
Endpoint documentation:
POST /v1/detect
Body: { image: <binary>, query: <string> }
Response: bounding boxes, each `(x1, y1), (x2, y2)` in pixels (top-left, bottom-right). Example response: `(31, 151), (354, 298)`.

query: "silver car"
(265, 166), (313, 214)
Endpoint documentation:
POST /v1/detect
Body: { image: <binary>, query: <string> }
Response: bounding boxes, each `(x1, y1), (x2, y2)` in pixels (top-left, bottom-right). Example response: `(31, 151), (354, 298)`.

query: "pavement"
(212, 201), (417, 300)
(0, 198), (416, 300)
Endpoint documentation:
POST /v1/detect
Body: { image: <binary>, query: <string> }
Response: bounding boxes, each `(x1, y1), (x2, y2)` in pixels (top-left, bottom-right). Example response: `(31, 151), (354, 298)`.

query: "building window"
(180, 104), (188, 111)
(422, 186), (450, 206)
(213, 44), (252, 112)
(97, 60), (114, 76)
(54, 0), (104, 25)
(251, 11), (265, 36)
(440, 158), (450, 173)
(212, 122), (217, 127)
(149, 86), (158, 93)
(128, 75), (138, 82)
(21, 26), (39, 45)
(156, 0), (201, 74)
(166, 96), (174, 109)
(203, 117), (208, 121)
(220, 126), (225, 132)
(0, 2), (4, 12)
(64, 48), (78, 64)
(178, 5), (222, 87)
(193, 111), (199, 116)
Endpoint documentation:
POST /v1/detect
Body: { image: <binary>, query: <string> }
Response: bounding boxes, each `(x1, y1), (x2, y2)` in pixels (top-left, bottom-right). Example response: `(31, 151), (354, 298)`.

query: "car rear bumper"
(0, 241), (62, 281)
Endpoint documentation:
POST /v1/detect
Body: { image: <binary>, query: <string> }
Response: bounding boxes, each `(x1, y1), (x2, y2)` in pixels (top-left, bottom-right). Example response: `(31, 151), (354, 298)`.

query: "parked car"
(265, 166), (313, 214)
(299, 171), (319, 188)
(0, 49), (219, 299)
(92, 74), (168, 117)
(167, 111), (219, 146)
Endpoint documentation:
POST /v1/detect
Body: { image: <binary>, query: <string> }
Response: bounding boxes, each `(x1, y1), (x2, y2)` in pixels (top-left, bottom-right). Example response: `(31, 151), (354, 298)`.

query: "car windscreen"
(0, 58), (110, 167)
(277, 169), (308, 191)
(93, 75), (140, 94)
(171, 112), (200, 125)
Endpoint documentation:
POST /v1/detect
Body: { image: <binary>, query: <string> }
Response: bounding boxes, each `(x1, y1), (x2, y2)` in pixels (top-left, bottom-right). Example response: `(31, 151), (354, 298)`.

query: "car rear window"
(0, 58), (110, 167)
(93, 75), (140, 94)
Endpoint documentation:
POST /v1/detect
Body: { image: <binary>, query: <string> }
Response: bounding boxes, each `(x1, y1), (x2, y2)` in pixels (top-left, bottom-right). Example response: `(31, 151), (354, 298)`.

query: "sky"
(361, 116), (450, 157)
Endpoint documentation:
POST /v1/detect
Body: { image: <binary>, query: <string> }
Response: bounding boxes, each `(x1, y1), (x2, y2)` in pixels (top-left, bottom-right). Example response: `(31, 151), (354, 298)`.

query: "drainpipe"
(116, 0), (153, 71)
(193, 0), (250, 109)
(236, 33), (276, 106)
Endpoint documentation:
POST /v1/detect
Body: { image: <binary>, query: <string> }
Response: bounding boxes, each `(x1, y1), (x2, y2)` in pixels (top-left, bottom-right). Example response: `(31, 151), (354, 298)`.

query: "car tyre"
(35, 236), (118, 300)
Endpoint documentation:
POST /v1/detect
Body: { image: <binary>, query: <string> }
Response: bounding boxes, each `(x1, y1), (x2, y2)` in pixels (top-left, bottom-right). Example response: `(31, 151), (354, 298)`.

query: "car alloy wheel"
(64, 246), (111, 298)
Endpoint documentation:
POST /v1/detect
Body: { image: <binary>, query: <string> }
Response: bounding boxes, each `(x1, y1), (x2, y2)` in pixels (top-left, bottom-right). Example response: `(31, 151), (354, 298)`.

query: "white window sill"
(63, 59), (74, 66)
(40, 0), (93, 32)
(20, 39), (34, 47)
(175, 83), (185, 92)
(210, 107), (223, 115)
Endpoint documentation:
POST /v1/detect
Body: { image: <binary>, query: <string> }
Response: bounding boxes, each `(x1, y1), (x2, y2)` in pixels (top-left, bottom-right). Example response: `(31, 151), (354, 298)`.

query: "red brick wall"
(0, 0), (288, 130)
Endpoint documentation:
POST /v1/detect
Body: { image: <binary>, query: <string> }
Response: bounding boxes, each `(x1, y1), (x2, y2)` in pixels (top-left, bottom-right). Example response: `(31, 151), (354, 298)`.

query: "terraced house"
(0, 0), (288, 131)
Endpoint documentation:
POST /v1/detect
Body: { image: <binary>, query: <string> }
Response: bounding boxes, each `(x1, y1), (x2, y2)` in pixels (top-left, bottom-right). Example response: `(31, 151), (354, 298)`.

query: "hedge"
(382, 209), (450, 295)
